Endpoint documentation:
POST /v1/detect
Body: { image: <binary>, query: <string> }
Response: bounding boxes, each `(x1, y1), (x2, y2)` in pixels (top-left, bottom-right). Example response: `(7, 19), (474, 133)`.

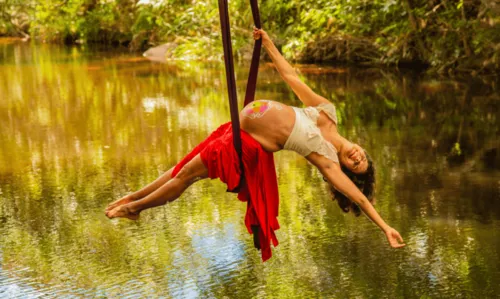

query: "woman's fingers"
(253, 31), (261, 40)
(387, 229), (406, 248)
(252, 27), (265, 38)
(397, 233), (405, 244)
(252, 27), (269, 43)
(390, 238), (406, 248)
(394, 231), (406, 245)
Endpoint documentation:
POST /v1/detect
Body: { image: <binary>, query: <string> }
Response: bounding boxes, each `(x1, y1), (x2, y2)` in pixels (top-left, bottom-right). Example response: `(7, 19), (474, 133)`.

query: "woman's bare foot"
(106, 194), (137, 213)
(105, 204), (140, 220)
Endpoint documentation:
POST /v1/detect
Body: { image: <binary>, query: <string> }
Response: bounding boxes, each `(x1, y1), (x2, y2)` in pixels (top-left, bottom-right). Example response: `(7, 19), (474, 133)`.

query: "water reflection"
(0, 40), (499, 298)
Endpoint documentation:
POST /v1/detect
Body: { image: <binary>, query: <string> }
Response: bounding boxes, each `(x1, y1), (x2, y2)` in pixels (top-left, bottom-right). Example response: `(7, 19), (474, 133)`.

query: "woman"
(105, 28), (405, 257)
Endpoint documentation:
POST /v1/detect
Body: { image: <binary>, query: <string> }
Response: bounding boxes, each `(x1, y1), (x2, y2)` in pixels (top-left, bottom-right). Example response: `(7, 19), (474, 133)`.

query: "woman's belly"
(240, 100), (295, 152)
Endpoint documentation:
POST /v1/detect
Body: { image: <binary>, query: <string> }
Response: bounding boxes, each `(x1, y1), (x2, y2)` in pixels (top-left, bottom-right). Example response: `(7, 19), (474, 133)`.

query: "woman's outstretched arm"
(254, 28), (329, 107)
(306, 152), (406, 248)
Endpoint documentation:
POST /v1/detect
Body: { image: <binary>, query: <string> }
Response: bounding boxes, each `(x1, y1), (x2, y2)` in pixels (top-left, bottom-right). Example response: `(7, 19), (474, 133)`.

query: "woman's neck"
(329, 131), (351, 154)
(319, 121), (351, 154)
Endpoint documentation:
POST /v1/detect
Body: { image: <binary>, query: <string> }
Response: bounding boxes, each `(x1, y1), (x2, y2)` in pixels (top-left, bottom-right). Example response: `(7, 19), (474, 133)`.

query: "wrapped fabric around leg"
(172, 122), (280, 262)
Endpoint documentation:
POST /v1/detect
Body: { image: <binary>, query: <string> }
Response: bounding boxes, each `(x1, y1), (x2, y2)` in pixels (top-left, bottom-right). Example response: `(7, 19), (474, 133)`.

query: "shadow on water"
(0, 40), (499, 298)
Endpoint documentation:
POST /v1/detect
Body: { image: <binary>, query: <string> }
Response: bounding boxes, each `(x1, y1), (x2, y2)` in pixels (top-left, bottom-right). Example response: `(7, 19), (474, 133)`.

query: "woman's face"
(340, 143), (368, 174)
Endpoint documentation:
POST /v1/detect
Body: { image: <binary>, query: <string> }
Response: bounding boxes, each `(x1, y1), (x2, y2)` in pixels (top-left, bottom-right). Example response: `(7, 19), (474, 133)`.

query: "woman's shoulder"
(315, 102), (338, 125)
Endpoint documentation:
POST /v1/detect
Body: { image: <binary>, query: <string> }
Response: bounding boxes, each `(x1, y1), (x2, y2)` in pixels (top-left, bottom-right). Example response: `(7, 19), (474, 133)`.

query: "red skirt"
(172, 122), (280, 261)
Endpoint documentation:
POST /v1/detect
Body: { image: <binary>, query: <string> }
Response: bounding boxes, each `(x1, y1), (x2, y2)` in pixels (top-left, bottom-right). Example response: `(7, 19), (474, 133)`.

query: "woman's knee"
(175, 165), (194, 184)
(175, 155), (207, 185)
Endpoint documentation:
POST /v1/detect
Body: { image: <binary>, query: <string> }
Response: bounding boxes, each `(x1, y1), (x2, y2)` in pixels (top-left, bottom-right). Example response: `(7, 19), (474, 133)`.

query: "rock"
(143, 43), (177, 62)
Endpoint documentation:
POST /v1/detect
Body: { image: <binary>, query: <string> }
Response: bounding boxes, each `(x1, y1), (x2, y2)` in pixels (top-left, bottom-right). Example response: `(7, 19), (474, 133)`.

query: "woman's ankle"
(129, 193), (140, 201)
(126, 203), (141, 215)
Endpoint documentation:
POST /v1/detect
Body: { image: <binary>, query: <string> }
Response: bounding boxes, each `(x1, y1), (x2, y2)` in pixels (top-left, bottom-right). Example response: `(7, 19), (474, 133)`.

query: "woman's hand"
(385, 227), (406, 248)
(253, 27), (270, 44)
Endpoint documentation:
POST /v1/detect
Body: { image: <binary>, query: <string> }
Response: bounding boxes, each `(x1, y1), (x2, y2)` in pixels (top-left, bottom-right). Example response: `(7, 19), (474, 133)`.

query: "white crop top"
(283, 102), (339, 163)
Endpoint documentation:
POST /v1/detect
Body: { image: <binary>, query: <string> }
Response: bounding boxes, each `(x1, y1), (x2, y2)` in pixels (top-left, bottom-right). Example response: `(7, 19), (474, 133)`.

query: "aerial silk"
(215, 0), (280, 261)
(217, 0), (262, 185)
(171, 121), (279, 261)
(244, 0), (262, 107)
(217, 0), (242, 182)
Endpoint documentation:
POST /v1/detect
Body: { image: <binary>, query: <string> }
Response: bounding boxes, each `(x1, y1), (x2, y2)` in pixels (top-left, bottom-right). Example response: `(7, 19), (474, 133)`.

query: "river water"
(0, 40), (499, 298)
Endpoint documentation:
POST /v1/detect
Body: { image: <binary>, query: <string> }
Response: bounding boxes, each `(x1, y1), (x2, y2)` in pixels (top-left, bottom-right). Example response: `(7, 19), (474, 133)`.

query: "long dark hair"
(328, 151), (375, 216)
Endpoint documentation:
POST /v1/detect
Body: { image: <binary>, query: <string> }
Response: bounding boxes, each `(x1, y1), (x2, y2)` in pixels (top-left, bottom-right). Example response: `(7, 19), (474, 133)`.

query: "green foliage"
(2, 0), (500, 70)
(0, 0), (30, 37)
(27, 0), (137, 44)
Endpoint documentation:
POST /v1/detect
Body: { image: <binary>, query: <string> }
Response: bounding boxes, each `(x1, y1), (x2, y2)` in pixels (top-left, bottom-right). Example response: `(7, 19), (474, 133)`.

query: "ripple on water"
(0, 42), (499, 298)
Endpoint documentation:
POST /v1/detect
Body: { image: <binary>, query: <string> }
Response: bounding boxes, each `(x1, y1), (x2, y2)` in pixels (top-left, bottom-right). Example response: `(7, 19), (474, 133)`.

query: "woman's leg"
(106, 123), (230, 216)
(105, 154), (208, 220)
(106, 167), (175, 212)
